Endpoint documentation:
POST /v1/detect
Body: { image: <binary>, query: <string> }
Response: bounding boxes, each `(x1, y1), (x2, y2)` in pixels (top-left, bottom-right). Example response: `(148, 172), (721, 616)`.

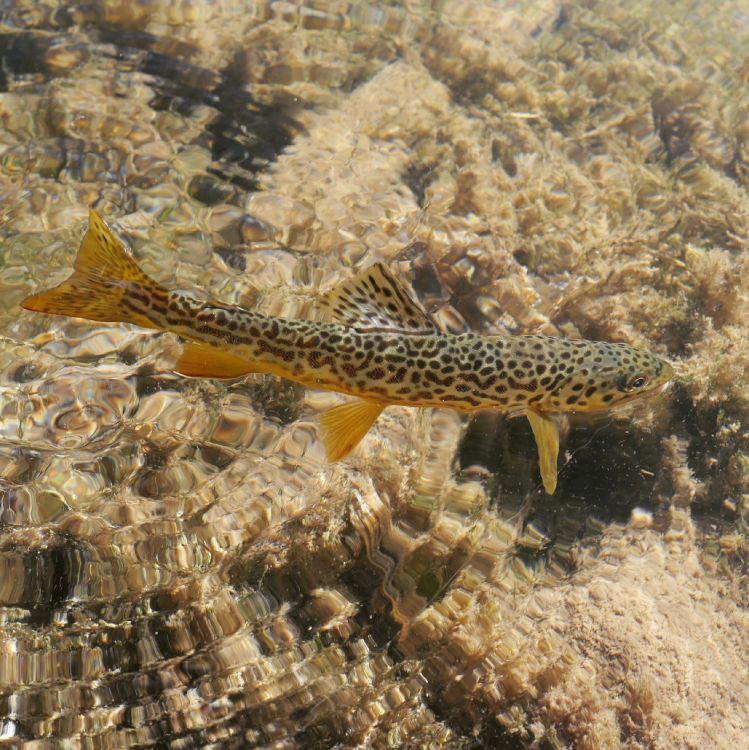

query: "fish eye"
(624, 373), (648, 391)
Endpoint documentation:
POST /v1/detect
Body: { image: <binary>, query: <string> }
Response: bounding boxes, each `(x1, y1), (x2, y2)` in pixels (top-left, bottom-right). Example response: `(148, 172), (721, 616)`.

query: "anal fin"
(175, 341), (256, 379)
(319, 399), (385, 462)
(527, 410), (560, 495)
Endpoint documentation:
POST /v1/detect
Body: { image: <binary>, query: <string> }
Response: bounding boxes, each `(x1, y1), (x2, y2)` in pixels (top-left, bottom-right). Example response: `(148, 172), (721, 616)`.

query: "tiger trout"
(21, 209), (674, 493)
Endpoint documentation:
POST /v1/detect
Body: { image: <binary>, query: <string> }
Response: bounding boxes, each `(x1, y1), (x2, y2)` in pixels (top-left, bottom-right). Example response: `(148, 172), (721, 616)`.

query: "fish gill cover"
(0, 1), (748, 748)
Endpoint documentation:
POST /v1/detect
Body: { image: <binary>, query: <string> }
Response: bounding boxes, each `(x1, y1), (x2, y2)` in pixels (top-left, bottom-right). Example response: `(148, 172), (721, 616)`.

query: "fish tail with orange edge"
(20, 208), (164, 330)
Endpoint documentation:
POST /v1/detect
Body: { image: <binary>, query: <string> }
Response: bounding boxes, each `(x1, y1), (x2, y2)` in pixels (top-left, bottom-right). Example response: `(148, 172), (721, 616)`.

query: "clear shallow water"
(1, 1), (748, 748)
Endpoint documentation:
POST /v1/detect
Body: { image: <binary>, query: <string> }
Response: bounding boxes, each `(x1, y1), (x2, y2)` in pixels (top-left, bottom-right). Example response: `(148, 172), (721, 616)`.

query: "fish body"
(21, 210), (674, 493)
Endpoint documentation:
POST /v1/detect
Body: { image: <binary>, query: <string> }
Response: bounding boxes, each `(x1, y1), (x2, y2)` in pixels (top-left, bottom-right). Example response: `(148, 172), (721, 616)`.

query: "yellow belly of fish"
(176, 339), (493, 410)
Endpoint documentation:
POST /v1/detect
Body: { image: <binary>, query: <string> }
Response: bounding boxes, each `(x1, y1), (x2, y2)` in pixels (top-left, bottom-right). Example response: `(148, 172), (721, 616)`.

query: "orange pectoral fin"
(174, 341), (257, 379)
(319, 399), (385, 462)
(527, 409), (560, 495)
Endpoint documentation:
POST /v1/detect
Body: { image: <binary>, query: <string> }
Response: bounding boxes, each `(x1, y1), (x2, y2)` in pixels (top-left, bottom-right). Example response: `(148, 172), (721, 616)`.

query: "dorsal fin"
(323, 262), (435, 332)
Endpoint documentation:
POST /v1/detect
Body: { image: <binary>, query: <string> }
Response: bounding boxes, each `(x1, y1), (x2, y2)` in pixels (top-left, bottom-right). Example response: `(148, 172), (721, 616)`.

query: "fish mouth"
(640, 378), (672, 400)
(639, 361), (674, 400)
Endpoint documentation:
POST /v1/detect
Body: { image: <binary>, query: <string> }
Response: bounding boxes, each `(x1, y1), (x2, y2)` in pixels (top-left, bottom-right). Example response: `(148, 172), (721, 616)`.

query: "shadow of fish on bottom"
(21, 210), (674, 493)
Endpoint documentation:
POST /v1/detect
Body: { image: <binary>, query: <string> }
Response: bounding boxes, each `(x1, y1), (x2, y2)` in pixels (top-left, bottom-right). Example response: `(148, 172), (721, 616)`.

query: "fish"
(21, 209), (674, 494)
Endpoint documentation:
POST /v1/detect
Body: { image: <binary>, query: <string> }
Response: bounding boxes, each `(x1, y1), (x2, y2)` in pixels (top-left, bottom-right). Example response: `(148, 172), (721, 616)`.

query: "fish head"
(541, 341), (674, 413)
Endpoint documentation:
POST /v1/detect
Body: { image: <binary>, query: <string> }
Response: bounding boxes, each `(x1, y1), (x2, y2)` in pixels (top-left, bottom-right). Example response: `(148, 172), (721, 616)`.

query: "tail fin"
(21, 208), (163, 329)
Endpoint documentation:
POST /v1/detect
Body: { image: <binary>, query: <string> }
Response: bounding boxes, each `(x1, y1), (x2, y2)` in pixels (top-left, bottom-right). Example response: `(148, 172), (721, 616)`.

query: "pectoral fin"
(319, 399), (385, 462)
(174, 341), (256, 379)
(527, 410), (560, 495)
